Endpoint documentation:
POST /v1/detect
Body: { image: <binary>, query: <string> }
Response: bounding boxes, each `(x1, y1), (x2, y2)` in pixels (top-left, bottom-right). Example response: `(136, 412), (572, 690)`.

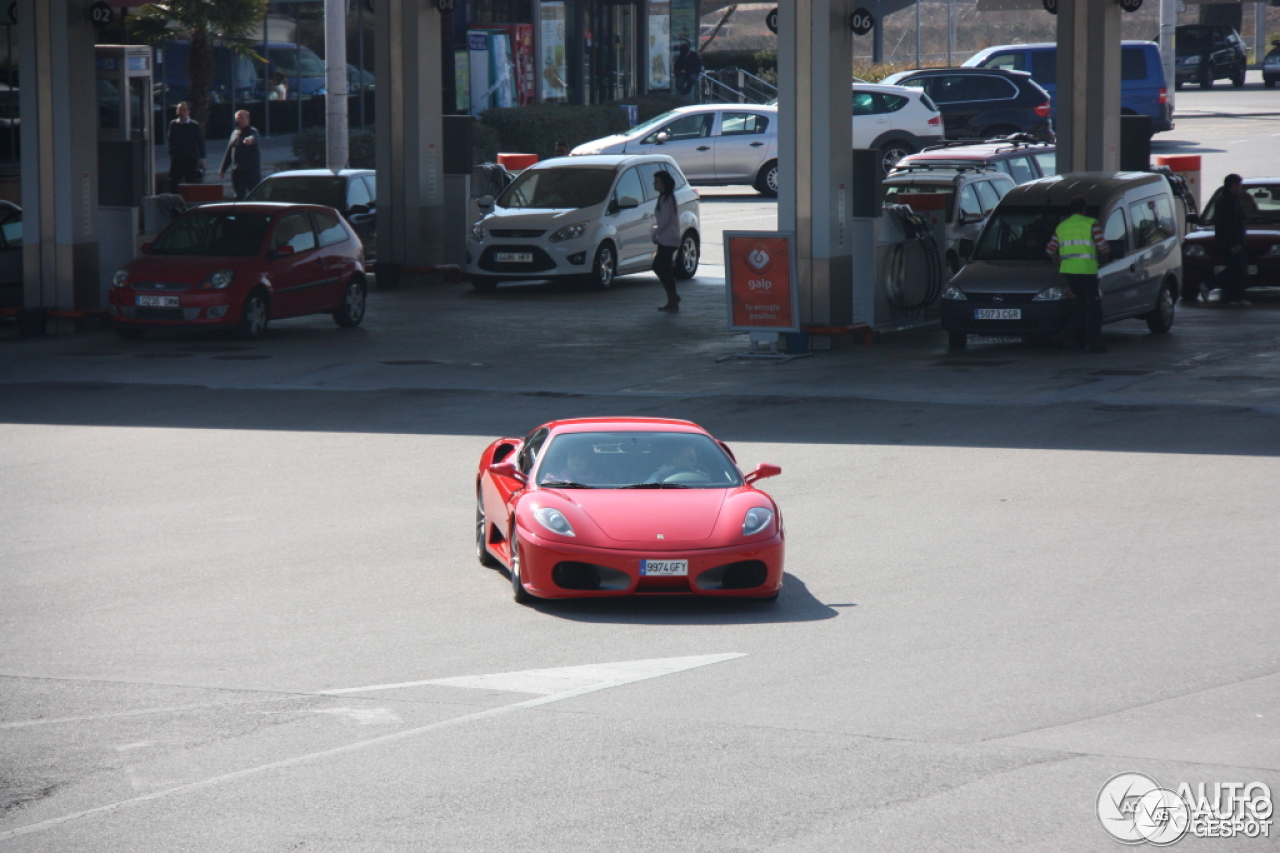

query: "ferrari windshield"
(973, 207), (1063, 261)
(497, 167), (616, 210)
(535, 431), (743, 489)
(151, 210), (272, 257)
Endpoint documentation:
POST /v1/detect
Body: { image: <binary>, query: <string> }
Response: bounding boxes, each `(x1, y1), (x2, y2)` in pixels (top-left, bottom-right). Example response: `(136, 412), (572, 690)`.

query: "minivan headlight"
(942, 284), (968, 301)
(469, 223), (485, 243)
(549, 222), (588, 243)
(1033, 284), (1073, 301)
(1184, 244), (1207, 257)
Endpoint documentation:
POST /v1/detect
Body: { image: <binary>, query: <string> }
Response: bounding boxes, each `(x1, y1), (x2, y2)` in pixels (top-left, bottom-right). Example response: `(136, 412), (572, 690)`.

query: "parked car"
(571, 83), (942, 195)
(466, 154), (700, 292)
(108, 202), (368, 340)
(476, 417), (784, 603)
(0, 200), (21, 308)
(964, 41), (1173, 137)
(941, 172), (1183, 349)
(882, 164), (1017, 273)
(1264, 40), (1280, 88)
(894, 137), (1056, 184)
(1181, 177), (1280, 298)
(246, 169), (377, 261)
(1175, 24), (1248, 89)
(157, 40), (327, 104)
(881, 67), (1053, 143)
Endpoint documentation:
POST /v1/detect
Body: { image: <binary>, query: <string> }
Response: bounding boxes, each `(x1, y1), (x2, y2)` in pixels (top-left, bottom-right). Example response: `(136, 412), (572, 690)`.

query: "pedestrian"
(269, 73), (289, 101)
(553, 141), (570, 157)
(166, 101), (205, 193)
(674, 43), (702, 100)
(1046, 194), (1110, 353)
(1209, 173), (1250, 306)
(219, 109), (262, 201)
(651, 170), (682, 312)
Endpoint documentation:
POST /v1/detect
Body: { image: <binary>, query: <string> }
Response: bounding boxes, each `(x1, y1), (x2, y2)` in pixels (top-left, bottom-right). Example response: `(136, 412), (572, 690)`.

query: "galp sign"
(724, 232), (799, 333)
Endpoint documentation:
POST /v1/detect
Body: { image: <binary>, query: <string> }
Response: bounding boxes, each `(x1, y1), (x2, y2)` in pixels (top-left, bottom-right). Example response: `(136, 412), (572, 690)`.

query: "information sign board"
(723, 232), (800, 333)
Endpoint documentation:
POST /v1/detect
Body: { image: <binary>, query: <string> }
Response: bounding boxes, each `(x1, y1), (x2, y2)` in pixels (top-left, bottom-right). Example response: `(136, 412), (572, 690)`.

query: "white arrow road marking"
(320, 653), (747, 696)
(0, 653), (745, 842)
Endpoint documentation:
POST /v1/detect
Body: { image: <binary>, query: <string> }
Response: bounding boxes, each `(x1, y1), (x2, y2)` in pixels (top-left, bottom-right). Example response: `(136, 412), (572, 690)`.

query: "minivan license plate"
(640, 559), (687, 576)
(975, 308), (1020, 320)
(137, 295), (179, 308)
(496, 252), (533, 263)
(1213, 265), (1258, 275)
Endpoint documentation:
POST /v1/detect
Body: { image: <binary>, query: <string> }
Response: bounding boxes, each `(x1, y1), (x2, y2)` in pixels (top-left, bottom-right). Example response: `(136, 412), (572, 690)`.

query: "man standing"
(1046, 195), (1111, 353)
(219, 110), (261, 201)
(1211, 173), (1250, 306)
(166, 102), (205, 193)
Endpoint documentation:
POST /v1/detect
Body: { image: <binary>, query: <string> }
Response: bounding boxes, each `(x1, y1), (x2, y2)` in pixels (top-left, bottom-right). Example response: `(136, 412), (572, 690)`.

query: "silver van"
(941, 172), (1183, 349)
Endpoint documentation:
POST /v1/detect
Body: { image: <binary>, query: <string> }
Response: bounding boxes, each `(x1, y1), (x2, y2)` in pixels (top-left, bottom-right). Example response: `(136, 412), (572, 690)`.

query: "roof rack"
(888, 162), (1001, 176)
(919, 133), (1050, 154)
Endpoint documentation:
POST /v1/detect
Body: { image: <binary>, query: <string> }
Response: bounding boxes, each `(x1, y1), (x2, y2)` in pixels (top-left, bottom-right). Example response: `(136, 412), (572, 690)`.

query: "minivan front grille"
(964, 291), (1036, 305)
(489, 229), (545, 238)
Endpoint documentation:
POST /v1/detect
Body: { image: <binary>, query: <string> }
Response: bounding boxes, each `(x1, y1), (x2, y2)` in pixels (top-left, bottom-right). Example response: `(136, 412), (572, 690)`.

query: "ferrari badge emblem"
(656, 533), (664, 539)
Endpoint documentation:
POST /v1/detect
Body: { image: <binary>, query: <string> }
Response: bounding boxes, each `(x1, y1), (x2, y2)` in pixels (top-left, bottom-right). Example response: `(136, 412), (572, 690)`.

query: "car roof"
(545, 417), (704, 435)
(904, 142), (1052, 160)
(262, 169), (374, 178)
(972, 40), (1156, 52)
(541, 153), (681, 169)
(1001, 172), (1166, 207)
(186, 202), (333, 214)
(891, 66), (1033, 79)
(884, 166), (1010, 183)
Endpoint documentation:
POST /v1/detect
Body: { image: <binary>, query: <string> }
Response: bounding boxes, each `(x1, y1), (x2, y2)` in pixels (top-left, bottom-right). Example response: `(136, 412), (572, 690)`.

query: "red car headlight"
(533, 506), (576, 537)
(743, 507), (773, 536)
(112, 269), (129, 288)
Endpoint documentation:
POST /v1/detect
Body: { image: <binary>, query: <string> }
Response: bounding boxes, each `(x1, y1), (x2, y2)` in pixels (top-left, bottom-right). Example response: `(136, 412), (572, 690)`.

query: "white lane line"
(0, 698), (294, 730)
(0, 653), (745, 842)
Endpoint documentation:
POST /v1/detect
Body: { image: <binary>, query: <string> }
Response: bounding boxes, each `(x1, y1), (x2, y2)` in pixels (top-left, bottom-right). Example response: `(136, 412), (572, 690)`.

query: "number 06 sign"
(723, 232), (800, 333)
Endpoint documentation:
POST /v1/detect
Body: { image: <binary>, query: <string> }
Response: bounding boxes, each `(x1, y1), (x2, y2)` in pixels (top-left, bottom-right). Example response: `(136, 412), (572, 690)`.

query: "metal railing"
(698, 68), (778, 105)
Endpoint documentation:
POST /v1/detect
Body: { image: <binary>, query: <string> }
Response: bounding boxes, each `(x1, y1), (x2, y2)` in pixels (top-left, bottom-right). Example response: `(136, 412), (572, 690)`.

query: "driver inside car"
(648, 443), (708, 483)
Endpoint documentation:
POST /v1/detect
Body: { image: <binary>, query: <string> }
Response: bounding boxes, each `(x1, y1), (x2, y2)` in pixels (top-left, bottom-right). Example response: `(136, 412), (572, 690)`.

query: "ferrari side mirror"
(744, 463), (781, 484)
(489, 460), (527, 484)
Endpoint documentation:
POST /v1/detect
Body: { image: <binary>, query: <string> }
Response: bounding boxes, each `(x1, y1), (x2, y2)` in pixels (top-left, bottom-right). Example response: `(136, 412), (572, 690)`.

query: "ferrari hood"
(560, 489), (728, 543)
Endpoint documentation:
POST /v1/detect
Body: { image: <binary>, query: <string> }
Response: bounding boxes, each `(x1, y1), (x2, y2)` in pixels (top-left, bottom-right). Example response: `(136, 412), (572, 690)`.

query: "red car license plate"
(137, 295), (179, 307)
(640, 559), (688, 576)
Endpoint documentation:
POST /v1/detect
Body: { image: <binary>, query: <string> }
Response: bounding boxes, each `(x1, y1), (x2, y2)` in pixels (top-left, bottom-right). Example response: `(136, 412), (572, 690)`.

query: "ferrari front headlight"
(742, 506), (773, 536)
(533, 506), (575, 537)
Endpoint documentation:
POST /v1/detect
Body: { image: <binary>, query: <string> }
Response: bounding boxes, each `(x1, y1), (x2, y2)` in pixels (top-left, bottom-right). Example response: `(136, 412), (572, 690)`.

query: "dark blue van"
(157, 41), (327, 104)
(963, 41), (1172, 138)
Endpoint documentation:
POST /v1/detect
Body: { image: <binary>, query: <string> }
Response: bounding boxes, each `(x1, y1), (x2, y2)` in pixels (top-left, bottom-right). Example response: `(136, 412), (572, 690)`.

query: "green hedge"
(479, 104), (630, 160)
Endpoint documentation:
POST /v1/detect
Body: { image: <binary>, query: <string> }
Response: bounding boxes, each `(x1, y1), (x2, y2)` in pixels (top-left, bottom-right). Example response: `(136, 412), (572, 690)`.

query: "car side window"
(958, 184), (982, 219)
(1151, 196), (1176, 242)
(984, 52), (1022, 72)
(271, 212), (317, 254)
(1127, 199), (1160, 248)
(646, 113), (710, 143)
(852, 91), (877, 116)
(719, 112), (768, 136)
(614, 167), (646, 206)
(1007, 156), (1036, 184)
(347, 176), (372, 209)
(968, 76), (1017, 101)
(1, 215), (21, 248)
(973, 180), (1000, 212)
(1104, 207), (1128, 258)
(931, 75), (967, 103)
(880, 93), (907, 113)
(1034, 151), (1056, 176)
(518, 428), (550, 475)
(313, 211), (348, 247)
(362, 175), (376, 202)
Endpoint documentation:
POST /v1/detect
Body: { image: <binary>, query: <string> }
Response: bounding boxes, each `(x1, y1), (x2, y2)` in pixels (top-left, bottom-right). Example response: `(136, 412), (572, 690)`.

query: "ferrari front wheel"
(476, 493), (499, 568)
(510, 535), (534, 604)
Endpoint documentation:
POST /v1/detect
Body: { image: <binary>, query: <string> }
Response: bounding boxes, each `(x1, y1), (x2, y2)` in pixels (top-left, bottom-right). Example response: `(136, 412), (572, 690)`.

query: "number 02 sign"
(724, 232), (800, 333)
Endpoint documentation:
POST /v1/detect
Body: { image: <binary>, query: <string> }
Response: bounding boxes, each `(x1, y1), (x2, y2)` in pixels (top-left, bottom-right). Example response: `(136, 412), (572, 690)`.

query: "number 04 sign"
(723, 232), (800, 333)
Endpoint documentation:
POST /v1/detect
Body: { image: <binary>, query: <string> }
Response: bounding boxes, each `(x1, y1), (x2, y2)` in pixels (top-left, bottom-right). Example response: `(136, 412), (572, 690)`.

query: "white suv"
(572, 84), (943, 196)
(466, 154), (700, 292)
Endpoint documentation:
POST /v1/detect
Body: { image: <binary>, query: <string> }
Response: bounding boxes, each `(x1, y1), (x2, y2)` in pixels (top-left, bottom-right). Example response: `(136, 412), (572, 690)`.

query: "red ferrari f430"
(476, 418), (784, 603)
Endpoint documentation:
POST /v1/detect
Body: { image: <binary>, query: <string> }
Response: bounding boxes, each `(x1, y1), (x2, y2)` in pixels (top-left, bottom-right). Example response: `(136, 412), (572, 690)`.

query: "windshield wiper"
(620, 482), (690, 489)
(539, 479), (593, 489)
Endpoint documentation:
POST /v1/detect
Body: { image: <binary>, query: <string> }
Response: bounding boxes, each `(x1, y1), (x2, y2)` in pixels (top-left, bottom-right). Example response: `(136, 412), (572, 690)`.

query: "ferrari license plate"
(495, 252), (533, 263)
(1213, 265), (1259, 275)
(137, 295), (179, 308)
(975, 308), (1020, 320)
(640, 559), (688, 577)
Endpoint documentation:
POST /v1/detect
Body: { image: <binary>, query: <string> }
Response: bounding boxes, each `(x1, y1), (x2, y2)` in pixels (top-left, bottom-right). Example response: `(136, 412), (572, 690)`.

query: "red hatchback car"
(108, 202), (368, 339)
(476, 418), (785, 603)
(1182, 178), (1280, 298)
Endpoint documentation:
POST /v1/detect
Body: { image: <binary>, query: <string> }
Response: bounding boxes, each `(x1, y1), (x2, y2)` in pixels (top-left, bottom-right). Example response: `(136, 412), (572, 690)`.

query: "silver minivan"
(941, 172), (1183, 349)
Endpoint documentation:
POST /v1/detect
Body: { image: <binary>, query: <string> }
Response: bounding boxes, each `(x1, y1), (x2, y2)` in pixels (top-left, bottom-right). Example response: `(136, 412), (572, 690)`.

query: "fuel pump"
(95, 45), (154, 304)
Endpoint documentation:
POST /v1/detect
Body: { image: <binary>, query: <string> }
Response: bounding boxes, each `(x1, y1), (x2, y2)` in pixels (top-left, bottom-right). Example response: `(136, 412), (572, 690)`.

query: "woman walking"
(651, 170), (682, 312)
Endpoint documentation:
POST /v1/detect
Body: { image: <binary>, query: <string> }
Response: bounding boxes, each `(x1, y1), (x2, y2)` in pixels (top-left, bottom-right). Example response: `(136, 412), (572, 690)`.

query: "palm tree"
(128, 0), (269, 129)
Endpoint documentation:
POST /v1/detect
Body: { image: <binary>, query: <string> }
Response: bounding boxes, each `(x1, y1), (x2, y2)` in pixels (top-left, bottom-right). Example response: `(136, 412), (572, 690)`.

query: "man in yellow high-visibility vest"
(1046, 195), (1111, 353)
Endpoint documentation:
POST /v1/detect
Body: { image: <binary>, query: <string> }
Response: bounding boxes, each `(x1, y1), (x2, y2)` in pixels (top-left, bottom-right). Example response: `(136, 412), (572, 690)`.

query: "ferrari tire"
(1231, 68), (1245, 88)
(510, 535), (534, 604)
(476, 493), (500, 568)
(236, 289), (269, 341)
(332, 278), (367, 328)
